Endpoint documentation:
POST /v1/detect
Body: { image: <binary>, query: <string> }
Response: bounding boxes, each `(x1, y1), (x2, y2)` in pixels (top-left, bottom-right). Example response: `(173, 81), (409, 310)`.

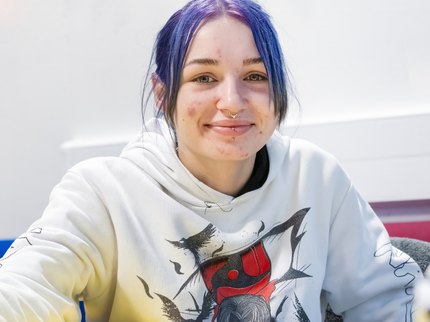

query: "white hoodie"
(0, 118), (422, 322)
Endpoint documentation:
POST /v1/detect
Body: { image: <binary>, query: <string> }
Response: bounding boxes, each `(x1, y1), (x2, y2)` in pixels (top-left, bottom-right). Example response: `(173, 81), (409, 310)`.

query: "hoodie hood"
(120, 118), (289, 208)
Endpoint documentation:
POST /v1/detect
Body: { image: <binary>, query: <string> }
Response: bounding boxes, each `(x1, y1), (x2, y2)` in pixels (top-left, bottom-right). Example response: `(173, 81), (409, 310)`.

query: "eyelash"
(245, 74), (267, 82)
(193, 73), (267, 84)
(194, 75), (214, 84)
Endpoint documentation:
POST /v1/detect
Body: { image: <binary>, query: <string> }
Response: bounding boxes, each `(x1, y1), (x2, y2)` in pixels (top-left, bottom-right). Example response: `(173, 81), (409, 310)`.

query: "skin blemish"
(260, 131), (263, 134)
(188, 107), (196, 117)
(216, 147), (226, 154)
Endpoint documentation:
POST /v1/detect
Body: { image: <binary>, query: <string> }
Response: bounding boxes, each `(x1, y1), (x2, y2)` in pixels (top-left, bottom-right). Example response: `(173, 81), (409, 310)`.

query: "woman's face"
(175, 16), (277, 165)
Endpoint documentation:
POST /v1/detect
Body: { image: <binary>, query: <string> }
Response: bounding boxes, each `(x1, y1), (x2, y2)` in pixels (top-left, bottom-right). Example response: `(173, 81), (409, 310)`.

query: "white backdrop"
(1, 0), (430, 239)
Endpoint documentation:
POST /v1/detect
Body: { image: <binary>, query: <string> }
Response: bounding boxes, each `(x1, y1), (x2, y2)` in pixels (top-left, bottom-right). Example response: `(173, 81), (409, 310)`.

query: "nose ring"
(229, 111), (238, 119)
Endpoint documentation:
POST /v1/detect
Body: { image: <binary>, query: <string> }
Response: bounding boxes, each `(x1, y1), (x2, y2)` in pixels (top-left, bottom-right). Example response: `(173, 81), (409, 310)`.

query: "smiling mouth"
(205, 123), (254, 136)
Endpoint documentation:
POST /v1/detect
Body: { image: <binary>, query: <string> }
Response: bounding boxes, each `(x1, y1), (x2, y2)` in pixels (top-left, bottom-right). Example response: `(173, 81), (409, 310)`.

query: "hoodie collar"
(120, 118), (289, 208)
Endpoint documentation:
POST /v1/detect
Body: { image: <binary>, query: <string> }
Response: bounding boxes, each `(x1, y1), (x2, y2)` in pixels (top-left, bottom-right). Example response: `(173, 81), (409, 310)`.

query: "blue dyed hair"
(143, 0), (290, 128)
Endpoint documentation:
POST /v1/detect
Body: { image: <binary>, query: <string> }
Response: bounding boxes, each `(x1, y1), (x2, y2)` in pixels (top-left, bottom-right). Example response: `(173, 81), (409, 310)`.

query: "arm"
(322, 183), (422, 322)
(0, 168), (117, 321)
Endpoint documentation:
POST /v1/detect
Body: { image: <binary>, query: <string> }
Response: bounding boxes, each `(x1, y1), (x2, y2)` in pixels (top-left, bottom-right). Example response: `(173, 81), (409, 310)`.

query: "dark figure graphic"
(217, 294), (271, 322)
(167, 224), (217, 265)
(138, 208), (311, 321)
(155, 291), (214, 322)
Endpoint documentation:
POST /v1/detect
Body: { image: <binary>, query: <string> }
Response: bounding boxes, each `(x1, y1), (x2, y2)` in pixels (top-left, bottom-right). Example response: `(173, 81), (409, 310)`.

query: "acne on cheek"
(187, 101), (202, 117)
(187, 107), (196, 117)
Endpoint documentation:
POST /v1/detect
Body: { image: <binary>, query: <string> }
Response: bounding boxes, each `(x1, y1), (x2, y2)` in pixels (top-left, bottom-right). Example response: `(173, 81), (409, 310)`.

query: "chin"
(210, 143), (258, 162)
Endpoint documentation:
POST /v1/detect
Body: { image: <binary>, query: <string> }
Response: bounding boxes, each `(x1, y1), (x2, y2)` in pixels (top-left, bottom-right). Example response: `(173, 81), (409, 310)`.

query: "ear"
(152, 73), (165, 112)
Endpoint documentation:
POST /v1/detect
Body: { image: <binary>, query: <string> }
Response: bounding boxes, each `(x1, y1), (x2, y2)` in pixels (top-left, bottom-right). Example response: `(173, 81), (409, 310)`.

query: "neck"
(178, 151), (256, 197)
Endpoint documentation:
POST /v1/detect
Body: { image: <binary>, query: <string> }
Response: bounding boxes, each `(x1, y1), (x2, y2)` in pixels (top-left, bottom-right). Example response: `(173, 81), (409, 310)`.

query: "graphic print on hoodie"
(137, 207), (311, 322)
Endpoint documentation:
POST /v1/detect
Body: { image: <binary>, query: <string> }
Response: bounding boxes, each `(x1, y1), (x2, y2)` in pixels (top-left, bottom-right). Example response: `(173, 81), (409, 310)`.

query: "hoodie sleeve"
(0, 168), (117, 322)
(322, 182), (421, 322)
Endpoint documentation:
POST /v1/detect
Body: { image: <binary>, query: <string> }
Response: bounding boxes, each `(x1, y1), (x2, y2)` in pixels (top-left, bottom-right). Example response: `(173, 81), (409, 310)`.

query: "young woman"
(0, 0), (422, 321)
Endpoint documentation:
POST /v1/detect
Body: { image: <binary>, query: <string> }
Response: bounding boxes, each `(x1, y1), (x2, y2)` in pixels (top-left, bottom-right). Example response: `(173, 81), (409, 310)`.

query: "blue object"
(79, 301), (86, 322)
(0, 239), (14, 257)
(1, 239), (86, 321)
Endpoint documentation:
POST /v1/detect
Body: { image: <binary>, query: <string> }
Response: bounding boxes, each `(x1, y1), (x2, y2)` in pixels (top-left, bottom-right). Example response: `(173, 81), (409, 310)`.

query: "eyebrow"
(243, 57), (263, 66)
(184, 57), (263, 67)
(184, 58), (219, 67)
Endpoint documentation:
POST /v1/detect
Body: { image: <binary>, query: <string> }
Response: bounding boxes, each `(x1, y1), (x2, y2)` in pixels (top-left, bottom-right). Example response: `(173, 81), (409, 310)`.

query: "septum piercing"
(229, 111), (238, 119)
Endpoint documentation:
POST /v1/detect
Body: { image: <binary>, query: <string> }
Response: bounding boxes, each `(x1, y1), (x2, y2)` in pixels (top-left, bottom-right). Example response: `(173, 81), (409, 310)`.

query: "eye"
(245, 74), (267, 82)
(194, 75), (215, 84)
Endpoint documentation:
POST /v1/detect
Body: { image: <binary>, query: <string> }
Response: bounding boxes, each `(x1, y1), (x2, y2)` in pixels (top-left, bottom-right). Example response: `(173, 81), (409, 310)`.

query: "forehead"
(185, 16), (259, 62)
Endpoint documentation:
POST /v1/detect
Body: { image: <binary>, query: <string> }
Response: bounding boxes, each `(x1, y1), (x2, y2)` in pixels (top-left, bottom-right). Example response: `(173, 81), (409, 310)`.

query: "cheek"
(188, 107), (196, 117)
(184, 100), (202, 118)
(257, 113), (277, 138)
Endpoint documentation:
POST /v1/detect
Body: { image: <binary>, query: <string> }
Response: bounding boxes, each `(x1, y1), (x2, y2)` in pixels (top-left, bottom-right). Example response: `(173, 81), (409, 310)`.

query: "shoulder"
(289, 138), (336, 159)
(68, 156), (130, 178)
(59, 156), (141, 193)
(270, 133), (336, 160)
(286, 138), (342, 171)
(47, 156), (148, 210)
(274, 136), (352, 190)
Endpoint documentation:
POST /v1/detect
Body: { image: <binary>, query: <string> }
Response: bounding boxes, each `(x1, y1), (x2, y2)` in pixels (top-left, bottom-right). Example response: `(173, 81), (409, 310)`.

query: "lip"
(205, 120), (254, 136)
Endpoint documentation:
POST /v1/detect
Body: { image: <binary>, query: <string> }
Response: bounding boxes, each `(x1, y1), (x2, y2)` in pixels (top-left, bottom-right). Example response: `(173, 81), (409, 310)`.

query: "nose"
(216, 77), (246, 116)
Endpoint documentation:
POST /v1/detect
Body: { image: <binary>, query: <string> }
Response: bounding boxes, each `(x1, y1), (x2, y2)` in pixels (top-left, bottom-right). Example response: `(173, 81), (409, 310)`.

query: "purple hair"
(144, 0), (290, 128)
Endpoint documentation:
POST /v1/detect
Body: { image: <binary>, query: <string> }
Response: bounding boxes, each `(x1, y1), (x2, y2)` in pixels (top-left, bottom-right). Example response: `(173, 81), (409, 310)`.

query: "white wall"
(1, 0), (430, 239)
(267, 0), (430, 124)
